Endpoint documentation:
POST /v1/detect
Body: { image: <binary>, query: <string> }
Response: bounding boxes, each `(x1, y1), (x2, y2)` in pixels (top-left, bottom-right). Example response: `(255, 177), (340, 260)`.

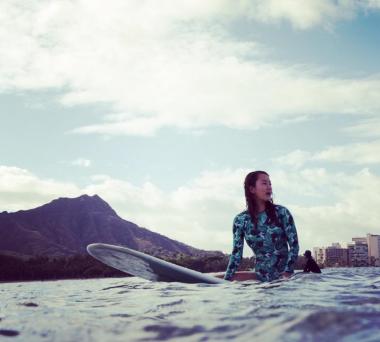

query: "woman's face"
(249, 173), (272, 202)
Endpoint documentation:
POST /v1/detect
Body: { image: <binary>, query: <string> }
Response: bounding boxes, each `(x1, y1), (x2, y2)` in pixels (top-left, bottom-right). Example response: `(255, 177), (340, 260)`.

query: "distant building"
(324, 243), (348, 267)
(367, 234), (380, 266)
(348, 237), (369, 267)
(313, 247), (325, 266)
(352, 237), (367, 244)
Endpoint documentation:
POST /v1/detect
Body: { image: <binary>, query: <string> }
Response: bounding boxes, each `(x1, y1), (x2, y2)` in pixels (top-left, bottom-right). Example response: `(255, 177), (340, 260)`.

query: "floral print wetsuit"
(224, 205), (299, 282)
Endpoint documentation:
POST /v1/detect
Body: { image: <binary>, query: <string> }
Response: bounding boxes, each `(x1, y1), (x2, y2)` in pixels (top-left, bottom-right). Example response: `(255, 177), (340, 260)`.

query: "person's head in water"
(244, 171), (278, 225)
(304, 250), (312, 259)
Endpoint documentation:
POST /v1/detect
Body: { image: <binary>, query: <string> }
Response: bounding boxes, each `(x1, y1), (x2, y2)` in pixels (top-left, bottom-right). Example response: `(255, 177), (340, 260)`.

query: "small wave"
(110, 313), (133, 318)
(101, 284), (130, 291)
(156, 299), (185, 308)
(155, 311), (185, 320)
(340, 296), (380, 305)
(142, 324), (205, 340)
(19, 302), (39, 307)
(287, 309), (380, 340)
(0, 329), (20, 337)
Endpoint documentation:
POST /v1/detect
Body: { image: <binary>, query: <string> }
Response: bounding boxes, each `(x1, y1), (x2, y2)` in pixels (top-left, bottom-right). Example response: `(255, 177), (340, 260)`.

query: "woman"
(224, 171), (299, 282)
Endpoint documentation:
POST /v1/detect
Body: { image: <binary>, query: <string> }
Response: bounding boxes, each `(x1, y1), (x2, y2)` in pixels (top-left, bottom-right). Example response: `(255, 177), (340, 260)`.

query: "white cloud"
(1, 1), (380, 136)
(272, 168), (335, 200)
(71, 158), (91, 168)
(365, 0), (380, 10)
(314, 140), (380, 164)
(274, 140), (380, 168)
(243, 0), (380, 30)
(273, 150), (313, 169)
(291, 168), (380, 248)
(0, 166), (81, 211)
(244, 0), (356, 30)
(344, 118), (380, 138)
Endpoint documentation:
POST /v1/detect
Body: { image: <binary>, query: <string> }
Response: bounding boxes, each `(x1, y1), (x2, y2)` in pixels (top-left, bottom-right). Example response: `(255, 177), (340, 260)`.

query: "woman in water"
(223, 171), (299, 282)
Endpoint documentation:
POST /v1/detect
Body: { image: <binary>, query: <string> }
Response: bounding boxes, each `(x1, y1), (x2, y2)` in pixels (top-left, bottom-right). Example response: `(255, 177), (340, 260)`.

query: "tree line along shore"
(0, 253), (310, 282)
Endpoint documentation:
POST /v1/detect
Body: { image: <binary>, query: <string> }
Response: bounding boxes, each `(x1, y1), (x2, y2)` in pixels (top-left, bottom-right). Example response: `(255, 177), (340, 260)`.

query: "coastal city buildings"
(313, 233), (380, 267)
(348, 237), (369, 267)
(325, 243), (349, 267)
(313, 247), (325, 266)
(367, 234), (380, 266)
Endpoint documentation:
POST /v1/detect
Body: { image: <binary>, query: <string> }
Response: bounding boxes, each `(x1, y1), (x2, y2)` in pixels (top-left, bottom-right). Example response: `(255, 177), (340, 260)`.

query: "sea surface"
(1, 268), (380, 342)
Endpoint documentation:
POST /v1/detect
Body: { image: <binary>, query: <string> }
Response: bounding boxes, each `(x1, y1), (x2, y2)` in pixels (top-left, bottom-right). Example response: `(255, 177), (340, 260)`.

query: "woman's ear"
(249, 185), (256, 195)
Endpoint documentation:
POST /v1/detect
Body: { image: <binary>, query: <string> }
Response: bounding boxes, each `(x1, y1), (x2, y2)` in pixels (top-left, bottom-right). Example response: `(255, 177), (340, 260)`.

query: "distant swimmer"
(303, 250), (321, 273)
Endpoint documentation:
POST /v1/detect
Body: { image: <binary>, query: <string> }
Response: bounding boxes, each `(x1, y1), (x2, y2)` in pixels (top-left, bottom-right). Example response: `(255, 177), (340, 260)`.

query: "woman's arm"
(224, 216), (245, 280)
(282, 208), (300, 273)
(303, 260), (311, 273)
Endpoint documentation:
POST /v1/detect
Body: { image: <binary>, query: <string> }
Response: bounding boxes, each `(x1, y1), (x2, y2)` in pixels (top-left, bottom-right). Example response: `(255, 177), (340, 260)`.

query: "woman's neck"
(256, 200), (266, 213)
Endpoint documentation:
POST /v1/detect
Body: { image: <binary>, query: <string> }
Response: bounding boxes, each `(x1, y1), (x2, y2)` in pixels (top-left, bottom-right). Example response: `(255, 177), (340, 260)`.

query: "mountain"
(0, 195), (219, 258)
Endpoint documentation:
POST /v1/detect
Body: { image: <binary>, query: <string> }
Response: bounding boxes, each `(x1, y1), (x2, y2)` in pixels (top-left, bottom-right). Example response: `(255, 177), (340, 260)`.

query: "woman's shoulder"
(234, 210), (250, 222)
(274, 204), (295, 226)
(274, 204), (292, 215)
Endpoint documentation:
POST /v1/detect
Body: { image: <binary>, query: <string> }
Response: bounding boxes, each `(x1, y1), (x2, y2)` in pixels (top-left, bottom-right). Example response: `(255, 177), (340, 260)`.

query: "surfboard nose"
(87, 243), (110, 255)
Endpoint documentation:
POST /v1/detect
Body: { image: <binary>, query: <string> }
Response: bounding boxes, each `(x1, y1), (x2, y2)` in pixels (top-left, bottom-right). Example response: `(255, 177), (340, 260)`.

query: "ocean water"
(1, 268), (380, 342)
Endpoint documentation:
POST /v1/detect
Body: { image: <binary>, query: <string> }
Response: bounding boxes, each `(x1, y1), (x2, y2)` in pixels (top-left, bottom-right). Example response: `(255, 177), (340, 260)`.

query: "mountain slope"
(0, 195), (216, 257)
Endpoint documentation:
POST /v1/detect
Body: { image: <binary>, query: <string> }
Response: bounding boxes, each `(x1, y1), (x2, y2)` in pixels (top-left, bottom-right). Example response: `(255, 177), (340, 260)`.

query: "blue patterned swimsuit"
(224, 205), (299, 282)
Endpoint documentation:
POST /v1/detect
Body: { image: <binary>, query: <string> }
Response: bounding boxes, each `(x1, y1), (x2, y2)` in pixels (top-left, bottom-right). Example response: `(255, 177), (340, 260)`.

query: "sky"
(1, 0), (380, 256)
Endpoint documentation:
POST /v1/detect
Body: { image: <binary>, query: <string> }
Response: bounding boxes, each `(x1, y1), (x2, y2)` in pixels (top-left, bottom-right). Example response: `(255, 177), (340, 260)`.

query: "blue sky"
(1, 0), (380, 255)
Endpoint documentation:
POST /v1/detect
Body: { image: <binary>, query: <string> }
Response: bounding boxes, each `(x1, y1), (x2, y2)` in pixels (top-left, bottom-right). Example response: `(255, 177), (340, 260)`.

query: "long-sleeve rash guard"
(224, 205), (299, 282)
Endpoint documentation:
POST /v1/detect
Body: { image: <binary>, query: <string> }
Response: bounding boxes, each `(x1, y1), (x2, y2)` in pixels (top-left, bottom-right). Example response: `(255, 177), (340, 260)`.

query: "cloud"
(344, 118), (380, 138)
(244, 0), (356, 30)
(271, 168), (334, 200)
(243, 0), (380, 30)
(314, 140), (380, 164)
(0, 166), (81, 211)
(70, 158), (91, 168)
(291, 168), (380, 248)
(273, 150), (313, 170)
(1, 1), (380, 136)
(365, 0), (380, 10)
(274, 140), (380, 169)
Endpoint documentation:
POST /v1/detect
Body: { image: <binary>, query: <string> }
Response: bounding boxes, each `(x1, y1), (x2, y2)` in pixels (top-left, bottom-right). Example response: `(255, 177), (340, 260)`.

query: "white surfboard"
(87, 243), (226, 284)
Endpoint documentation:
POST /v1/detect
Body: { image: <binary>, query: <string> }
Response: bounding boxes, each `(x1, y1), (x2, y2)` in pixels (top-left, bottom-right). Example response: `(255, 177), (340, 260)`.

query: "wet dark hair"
(244, 171), (280, 227)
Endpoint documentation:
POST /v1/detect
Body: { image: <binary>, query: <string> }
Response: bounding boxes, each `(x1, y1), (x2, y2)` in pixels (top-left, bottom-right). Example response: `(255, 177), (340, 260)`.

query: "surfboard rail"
(87, 243), (227, 284)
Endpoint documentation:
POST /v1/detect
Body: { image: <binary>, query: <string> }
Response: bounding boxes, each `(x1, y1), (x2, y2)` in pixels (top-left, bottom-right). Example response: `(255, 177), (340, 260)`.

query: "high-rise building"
(348, 237), (369, 267)
(324, 243), (348, 267)
(367, 234), (380, 266)
(313, 247), (325, 266)
(352, 237), (367, 244)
